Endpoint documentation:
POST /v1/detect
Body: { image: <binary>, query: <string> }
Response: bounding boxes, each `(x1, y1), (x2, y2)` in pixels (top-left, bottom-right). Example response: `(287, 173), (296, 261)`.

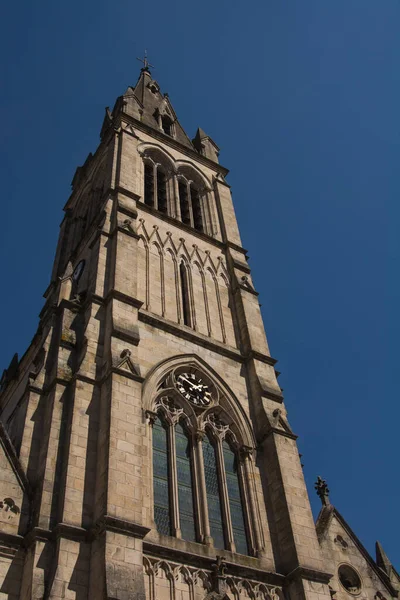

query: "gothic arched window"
(191, 184), (203, 232)
(178, 179), (204, 232)
(178, 180), (191, 226)
(144, 163), (155, 207)
(152, 416), (171, 535)
(157, 169), (168, 213)
(141, 149), (216, 237)
(149, 377), (253, 556)
(222, 440), (248, 555)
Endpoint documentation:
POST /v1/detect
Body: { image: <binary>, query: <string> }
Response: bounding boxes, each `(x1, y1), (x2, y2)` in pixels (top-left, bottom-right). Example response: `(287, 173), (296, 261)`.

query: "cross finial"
(315, 476), (331, 506)
(136, 50), (154, 73)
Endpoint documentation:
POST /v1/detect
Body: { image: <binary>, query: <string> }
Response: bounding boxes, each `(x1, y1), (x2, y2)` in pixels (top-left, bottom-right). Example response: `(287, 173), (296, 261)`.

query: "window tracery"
(147, 364), (257, 556)
(139, 146), (214, 236)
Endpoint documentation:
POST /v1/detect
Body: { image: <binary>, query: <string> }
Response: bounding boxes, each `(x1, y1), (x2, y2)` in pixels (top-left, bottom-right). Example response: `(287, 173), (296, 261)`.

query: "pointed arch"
(238, 580), (256, 599)
(176, 162), (212, 234)
(143, 557), (155, 600)
(143, 355), (258, 555)
(226, 577), (240, 600)
(153, 560), (175, 600)
(175, 160), (211, 189)
(137, 236), (149, 309)
(142, 354), (255, 449)
(139, 143), (176, 215)
(138, 143), (176, 173)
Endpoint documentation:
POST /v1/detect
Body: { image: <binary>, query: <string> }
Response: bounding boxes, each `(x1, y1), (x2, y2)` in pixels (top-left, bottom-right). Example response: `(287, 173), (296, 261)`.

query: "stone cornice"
(91, 516), (150, 539)
(23, 517), (150, 548)
(226, 241), (249, 256)
(143, 540), (284, 586)
(239, 283), (259, 296)
(92, 289), (144, 310)
(285, 565), (333, 585)
(258, 427), (298, 444)
(245, 350), (277, 367)
(110, 366), (144, 383)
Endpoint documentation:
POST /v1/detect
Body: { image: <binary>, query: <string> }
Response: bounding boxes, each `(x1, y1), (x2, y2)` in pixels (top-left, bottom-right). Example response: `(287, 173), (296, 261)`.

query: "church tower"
(0, 63), (336, 599)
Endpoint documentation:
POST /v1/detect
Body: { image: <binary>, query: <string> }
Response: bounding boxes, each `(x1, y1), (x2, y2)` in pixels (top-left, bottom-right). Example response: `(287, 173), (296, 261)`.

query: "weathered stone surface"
(0, 67), (396, 600)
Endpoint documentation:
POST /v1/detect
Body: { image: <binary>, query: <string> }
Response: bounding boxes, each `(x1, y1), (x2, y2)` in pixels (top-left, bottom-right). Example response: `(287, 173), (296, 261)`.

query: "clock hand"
(180, 376), (197, 389)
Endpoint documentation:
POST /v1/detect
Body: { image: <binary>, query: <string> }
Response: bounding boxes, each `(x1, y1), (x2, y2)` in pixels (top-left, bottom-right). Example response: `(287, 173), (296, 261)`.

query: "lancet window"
(152, 417), (171, 535)
(178, 178), (204, 233)
(141, 149), (213, 236)
(147, 367), (255, 556)
(143, 160), (169, 212)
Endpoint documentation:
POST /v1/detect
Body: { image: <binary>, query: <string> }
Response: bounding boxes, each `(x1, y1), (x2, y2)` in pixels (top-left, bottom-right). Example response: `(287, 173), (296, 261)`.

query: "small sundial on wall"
(176, 372), (212, 407)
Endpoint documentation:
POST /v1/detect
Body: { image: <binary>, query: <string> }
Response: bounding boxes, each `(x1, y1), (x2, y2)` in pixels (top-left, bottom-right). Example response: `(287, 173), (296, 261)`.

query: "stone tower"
(0, 65), (395, 600)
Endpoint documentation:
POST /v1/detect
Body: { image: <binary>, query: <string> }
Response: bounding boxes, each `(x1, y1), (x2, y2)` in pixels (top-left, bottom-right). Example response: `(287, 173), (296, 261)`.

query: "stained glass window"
(153, 417), (171, 535)
(175, 422), (196, 542)
(203, 435), (225, 549)
(144, 163), (154, 207)
(222, 440), (248, 555)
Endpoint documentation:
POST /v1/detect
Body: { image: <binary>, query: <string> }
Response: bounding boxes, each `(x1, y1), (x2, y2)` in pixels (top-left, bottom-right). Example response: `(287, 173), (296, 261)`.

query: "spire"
(116, 62), (195, 151)
(315, 476), (331, 507)
(376, 541), (393, 577)
(136, 50), (154, 75)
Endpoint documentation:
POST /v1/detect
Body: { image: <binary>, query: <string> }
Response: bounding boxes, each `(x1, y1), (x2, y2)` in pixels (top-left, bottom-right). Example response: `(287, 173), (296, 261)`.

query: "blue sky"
(0, 0), (398, 567)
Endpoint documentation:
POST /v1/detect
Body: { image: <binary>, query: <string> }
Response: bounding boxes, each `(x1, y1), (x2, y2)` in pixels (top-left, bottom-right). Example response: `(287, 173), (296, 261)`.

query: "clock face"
(176, 373), (212, 406)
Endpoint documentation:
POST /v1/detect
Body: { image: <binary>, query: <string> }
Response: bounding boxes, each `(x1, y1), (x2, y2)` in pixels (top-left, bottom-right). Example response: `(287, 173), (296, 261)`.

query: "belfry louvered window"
(178, 181), (191, 226)
(150, 394), (251, 556)
(178, 180), (204, 232)
(142, 154), (213, 237)
(156, 170), (168, 213)
(144, 163), (154, 207)
(191, 185), (203, 232)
